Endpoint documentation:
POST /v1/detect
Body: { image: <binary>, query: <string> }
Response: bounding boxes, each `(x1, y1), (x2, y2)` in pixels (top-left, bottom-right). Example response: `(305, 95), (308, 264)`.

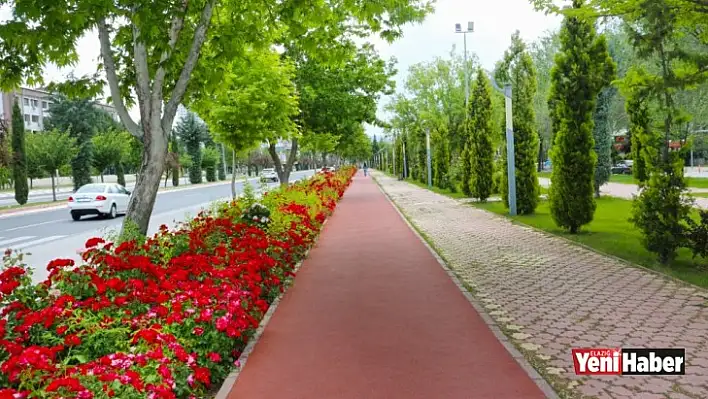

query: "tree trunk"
(164, 170), (169, 187)
(122, 126), (168, 236)
(100, 173), (104, 183)
(51, 173), (56, 202)
(268, 139), (298, 187)
(29, 178), (33, 189)
(116, 163), (126, 186)
(231, 151), (237, 199)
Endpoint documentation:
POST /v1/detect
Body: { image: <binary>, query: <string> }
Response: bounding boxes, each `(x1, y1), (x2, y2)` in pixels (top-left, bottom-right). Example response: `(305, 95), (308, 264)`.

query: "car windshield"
(76, 184), (107, 194)
(262, 169), (274, 173)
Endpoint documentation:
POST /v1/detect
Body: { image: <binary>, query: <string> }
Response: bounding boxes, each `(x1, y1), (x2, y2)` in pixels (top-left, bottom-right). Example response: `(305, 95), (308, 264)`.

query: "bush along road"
(0, 167), (356, 398)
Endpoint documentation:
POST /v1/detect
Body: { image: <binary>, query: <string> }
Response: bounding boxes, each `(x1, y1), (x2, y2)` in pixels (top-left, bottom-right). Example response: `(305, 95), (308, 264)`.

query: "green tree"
(174, 112), (208, 185)
(469, 69), (495, 202)
(191, 47), (299, 189)
(495, 31), (541, 215)
(44, 96), (121, 190)
(91, 131), (130, 182)
(593, 87), (615, 196)
(170, 133), (180, 186)
(201, 146), (220, 182)
(10, 101), (28, 205)
(626, 85), (652, 182)
(296, 43), (397, 185)
(32, 130), (78, 201)
(0, 0), (432, 236)
(530, 31), (562, 167)
(21, 127), (43, 189)
(217, 144), (227, 181)
(547, 0), (616, 233)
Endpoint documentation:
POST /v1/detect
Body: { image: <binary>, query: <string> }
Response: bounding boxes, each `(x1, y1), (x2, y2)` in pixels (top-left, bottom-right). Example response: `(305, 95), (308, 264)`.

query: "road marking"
(3, 219), (65, 232)
(9, 236), (66, 251)
(0, 236), (35, 247)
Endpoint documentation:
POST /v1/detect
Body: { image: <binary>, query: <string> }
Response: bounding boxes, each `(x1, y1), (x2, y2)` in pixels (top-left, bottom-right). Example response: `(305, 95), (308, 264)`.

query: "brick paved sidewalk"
(226, 171), (549, 399)
(375, 172), (708, 399)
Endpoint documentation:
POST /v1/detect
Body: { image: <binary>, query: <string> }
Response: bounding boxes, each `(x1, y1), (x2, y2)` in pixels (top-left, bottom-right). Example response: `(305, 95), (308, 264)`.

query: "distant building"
(0, 87), (119, 133)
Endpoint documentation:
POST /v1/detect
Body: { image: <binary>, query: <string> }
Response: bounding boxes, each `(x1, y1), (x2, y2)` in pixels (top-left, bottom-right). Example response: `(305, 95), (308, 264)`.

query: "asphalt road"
(0, 170), (314, 283)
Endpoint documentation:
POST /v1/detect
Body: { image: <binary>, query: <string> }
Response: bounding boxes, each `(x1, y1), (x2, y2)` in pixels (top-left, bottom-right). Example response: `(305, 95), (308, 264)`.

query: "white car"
(68, 183), (131, 221)
(260, 168), (278, 183)
(317, 166), (336, 174)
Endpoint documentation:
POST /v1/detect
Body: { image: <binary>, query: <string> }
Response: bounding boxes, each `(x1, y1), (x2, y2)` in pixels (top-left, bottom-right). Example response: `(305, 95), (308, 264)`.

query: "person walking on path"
(226, 173), (549, 399)
(363, 161), (368, 176)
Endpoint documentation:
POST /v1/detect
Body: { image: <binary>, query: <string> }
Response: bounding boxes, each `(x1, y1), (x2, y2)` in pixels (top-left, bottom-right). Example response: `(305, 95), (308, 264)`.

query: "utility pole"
(455, 21), (474, 107)
(426, 128), (432, 187)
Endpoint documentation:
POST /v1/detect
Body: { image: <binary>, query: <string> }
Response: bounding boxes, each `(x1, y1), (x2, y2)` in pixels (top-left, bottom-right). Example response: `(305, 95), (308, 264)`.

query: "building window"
(42, 101), (48, 109)
(23, 98), (29, 106)
(31, 115), (39, 123)
(24, 114), (29, 122)
(31, 99), (38, 107)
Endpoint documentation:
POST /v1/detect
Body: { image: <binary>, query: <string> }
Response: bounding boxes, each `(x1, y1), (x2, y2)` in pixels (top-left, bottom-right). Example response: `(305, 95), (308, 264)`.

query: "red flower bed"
(0, 167), (356, 398)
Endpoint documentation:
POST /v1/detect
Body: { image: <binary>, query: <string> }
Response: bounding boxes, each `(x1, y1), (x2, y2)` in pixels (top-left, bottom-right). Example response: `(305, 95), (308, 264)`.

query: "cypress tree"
(432, 125), (452, 190)
(548, 0), (615, 233)
(469, 69), (494, 202)
(174, 112), (205, 184)
(593, 87), (615, 197)
(11, 101), (28, 205)
(461, 100), (474, 196)
(626, 91), (650, 183)
(460, 144), (472, 196)
(497, 32), (541, 214)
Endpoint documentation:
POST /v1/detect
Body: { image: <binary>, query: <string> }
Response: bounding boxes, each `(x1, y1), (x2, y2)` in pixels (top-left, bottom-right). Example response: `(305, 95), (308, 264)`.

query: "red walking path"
(226, 172), (550, 399)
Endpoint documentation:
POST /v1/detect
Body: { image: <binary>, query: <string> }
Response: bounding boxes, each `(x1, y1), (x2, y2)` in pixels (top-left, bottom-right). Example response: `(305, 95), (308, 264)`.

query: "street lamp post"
(402, 139), (408, 179)
(455, 21), (474, 107)
(487, 71), (517, 216)
(426, 128), (432, 187)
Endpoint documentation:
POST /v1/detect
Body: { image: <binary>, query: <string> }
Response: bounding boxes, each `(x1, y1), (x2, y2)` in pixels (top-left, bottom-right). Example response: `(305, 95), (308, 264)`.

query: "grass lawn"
(404, 178), (468, 199)
(538, 171), (708, 189)
(474, 197), (708, 289)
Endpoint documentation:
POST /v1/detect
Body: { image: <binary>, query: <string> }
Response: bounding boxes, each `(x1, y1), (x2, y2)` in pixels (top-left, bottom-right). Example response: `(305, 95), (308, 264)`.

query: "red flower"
(64, 334), (81, 346)
(84, 237), (106, 249)
(46, 377), (85, 392)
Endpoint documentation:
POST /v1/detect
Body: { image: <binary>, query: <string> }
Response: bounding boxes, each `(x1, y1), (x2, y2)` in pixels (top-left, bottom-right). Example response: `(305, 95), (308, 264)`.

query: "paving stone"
(375, 173), (708, 399)
(511, 332), (531, 340)
(520, 343), (540, 351)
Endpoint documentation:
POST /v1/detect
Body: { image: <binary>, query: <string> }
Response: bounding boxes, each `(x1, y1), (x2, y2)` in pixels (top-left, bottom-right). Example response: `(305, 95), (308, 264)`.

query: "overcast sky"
(1, 0), (560, 136)
(364, 0), (561, 138)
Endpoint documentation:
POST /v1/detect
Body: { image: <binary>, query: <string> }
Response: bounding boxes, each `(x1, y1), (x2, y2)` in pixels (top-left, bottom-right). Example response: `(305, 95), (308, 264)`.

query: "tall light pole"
(426, 128), (432, 187)
(455, 21), (474, 107)
(487, 70), (517, 216)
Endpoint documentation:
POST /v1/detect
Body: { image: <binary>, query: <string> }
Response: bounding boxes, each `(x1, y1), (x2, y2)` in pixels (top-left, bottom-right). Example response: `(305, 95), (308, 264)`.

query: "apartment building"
(0, 87), (119, 133)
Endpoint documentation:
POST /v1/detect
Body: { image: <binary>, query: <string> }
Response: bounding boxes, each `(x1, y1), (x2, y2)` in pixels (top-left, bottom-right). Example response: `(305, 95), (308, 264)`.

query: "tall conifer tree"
(547, 0), (615, 233)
